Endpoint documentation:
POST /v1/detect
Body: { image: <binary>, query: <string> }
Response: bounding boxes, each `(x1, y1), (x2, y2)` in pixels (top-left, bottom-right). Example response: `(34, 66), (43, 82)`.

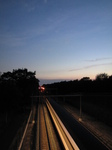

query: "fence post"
(79, 94), (82, 121)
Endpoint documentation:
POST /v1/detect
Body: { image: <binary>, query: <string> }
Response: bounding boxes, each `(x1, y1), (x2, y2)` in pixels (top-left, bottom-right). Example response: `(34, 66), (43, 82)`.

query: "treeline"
(0, 69), (39, 113)
(43, 73), (112, 126)
(43, 73), (112, 95)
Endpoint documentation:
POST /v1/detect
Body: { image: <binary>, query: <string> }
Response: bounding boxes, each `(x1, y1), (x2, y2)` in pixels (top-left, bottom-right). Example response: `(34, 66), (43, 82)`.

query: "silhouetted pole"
(79, 94), (82, 121)
(5, 111), (8, 124)
(31, 96), (33, 122)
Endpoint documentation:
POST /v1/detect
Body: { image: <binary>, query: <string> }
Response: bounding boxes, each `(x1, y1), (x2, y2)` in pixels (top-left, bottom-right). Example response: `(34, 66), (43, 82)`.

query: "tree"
(96, 73), (108, 81)
(0, 68), (39, 112)
(80, 77), (91, 81)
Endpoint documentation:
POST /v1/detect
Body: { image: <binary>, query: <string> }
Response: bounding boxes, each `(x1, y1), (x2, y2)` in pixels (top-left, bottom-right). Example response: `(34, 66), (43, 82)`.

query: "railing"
(46, 98), (80, 150)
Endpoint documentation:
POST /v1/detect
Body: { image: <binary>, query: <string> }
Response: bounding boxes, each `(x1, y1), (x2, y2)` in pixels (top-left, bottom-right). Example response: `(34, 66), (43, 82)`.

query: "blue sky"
(0, 0), (112, 85)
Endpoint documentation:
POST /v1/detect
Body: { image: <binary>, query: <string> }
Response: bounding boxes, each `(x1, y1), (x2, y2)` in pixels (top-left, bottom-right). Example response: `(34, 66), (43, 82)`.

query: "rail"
(18, 110), (32, 150)
(36, 101), (62, 150)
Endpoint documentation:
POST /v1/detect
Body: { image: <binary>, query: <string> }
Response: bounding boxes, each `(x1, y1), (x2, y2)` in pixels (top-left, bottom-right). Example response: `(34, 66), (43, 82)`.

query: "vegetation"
(0, 68), (39, 113)
(43, 73), (112, 94)
(43, 73), (112, 126)
(0, 71), (112, 126)
(0, 69), (39, 149)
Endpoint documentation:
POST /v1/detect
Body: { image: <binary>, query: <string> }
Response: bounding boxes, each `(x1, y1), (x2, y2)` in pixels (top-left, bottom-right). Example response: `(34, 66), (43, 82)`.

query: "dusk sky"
(0, 0), (112, 85)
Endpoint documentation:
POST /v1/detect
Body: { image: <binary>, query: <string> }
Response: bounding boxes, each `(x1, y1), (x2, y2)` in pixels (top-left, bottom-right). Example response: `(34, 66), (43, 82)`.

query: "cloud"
(22, 0), (39, 12)
(85, 57), (112, 62)
(69, 62), (112, 71)
(0, 32), (29, 47)
(44, 0), (48, 4)
(23, 0), (48, 11)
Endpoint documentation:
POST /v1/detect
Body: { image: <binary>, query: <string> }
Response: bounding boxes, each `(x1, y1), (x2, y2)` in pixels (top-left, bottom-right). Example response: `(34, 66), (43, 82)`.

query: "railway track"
(62, 103), (112, 150)
(17, 96), (110, 150)
(49, 98), (110, 150)
(36, 100), (62, 150)
(36, 98), (79, 150)
(19, 97), (79, 150)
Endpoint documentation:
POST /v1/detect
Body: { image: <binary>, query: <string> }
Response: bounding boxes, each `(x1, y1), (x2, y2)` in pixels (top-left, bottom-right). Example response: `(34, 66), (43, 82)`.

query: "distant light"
(41, 86), (45, 90)
(32, 120), (35, 124)
(38, 86), (41, 89)
(38, 86), (45, 92)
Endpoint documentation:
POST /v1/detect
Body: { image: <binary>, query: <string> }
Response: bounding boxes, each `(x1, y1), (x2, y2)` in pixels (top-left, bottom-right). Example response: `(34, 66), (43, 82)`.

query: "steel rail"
(64, 104), (111, 150)
(38, 103), (49, 150)
(36, 104), (40, 150)
(43, 104), (61, 150)
(18, 110), (32, 150)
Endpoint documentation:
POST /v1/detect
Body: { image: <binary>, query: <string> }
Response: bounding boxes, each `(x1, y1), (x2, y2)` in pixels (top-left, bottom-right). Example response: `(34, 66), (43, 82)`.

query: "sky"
(0, 0), (112, 85)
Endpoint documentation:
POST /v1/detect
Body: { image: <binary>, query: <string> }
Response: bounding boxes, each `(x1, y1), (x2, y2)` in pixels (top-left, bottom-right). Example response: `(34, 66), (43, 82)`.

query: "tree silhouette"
(96, 73), (108, 81)
(0, 68), (39, 113)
